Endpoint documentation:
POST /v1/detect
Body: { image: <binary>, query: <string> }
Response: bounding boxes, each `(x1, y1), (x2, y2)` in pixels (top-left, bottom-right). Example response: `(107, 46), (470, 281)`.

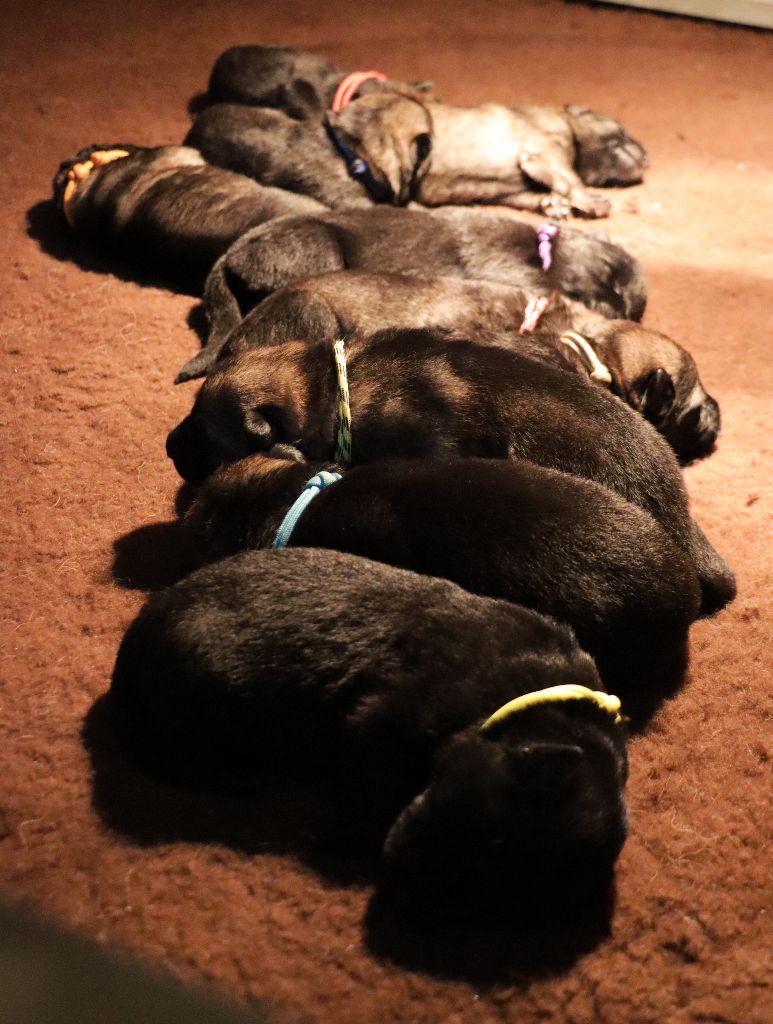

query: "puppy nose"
(700, 396), (721, 440)
(166, 419), (209, 484)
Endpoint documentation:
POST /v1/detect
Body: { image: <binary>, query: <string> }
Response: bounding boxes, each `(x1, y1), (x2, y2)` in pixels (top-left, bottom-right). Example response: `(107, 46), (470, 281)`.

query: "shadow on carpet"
(26, 200), (201, 296)
(83, 692), (617, 984)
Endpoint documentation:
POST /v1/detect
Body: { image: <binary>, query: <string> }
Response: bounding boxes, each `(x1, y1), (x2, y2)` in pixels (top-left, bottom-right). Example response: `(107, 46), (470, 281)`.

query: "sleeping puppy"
(110, 546), (629, 920)
(416, 101), (648, 218)
(165, 330), (735, 616)
(178, 273), (717, 463)
(205, 44), (434, 119)
(184, 96), (433, 209)
(198, 205), (646, 354)
(184, 453), (702, 694)
(52, 144), (325, 289)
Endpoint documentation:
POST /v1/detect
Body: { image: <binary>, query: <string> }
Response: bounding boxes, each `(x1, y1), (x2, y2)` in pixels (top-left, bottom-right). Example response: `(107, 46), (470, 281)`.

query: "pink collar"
(331, 70), (388, 112)
(518, 295), (551, 334)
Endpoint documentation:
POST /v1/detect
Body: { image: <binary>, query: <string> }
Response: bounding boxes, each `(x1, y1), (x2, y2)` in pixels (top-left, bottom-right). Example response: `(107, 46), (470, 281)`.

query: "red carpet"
(1, 1), (770, 1021)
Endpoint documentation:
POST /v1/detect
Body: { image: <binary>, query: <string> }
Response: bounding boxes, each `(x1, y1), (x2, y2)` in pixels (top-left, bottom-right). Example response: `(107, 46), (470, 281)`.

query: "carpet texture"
(1, 1), (771, 1021)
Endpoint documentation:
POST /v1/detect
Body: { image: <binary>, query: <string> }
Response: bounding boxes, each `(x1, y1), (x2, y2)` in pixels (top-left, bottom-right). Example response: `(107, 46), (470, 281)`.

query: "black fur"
(177, 271), (718, 465)
(52, 144), (325, 289)
(110, 547), (629, 919)
(185, 454), (702, 694)
(184, 96), (432, 209)
(165, 329), (735, 616)
(204, 44), (434, 119)
(195, 205), (646, 359)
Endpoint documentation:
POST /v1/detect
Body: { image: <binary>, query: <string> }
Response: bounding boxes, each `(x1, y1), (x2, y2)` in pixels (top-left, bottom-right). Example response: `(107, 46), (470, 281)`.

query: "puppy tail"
(689, 518), (737, 617)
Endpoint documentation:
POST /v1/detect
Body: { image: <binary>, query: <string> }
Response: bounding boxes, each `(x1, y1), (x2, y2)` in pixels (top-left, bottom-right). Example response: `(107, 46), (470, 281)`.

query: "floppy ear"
(244, 403), (301, 449)
(631, 368), (676, 424)
(411, 132), (432, 178)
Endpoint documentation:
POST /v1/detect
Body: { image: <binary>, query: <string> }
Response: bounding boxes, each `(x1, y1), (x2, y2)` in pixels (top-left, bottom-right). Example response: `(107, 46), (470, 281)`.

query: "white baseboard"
(601, 0), (773, 29)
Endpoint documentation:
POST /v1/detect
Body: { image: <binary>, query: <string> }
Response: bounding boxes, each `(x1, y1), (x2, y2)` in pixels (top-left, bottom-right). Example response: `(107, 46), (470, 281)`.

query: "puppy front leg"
(519, 151), (611, 218)
(416, 173), (571, 216)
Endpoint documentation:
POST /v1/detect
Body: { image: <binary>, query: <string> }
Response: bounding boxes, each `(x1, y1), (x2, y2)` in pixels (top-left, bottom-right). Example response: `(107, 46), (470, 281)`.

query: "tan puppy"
(416, 103), (647, 217)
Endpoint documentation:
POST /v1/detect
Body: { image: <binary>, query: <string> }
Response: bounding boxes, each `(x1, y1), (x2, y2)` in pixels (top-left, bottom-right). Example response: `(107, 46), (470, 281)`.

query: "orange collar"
(331, 70), (387, 112)
(61, 148), (131, 227)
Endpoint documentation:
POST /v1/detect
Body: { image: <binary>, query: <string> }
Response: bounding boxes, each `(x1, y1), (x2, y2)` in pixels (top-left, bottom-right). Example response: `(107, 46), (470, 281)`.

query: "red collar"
(331, 70), (388, 112)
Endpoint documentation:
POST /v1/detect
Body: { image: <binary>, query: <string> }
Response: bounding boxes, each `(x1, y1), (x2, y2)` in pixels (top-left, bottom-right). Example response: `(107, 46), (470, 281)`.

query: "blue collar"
(325, 124), (392, 203)
(272, 471), (342, 549)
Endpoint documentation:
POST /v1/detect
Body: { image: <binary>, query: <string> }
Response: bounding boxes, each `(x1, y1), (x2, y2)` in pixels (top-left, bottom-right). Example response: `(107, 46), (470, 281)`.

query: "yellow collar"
(559, 331), (612, 385)
(481, 684), (622, 732)
(62, 148), (131, 227)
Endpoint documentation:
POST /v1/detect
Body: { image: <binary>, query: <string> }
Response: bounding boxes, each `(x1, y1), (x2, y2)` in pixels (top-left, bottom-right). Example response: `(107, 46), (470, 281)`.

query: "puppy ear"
(632, 368), (676, 424)
(411, 132), (432, 177)
(512, 741), (584, 791)
(245, 402), (301, 448)
(409, 80), (434, 93)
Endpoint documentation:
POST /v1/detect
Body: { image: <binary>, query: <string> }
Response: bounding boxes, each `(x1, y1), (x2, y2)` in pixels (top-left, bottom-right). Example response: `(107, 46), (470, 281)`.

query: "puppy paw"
(571, 191), (612, 218)
(540, 193), (572, 219)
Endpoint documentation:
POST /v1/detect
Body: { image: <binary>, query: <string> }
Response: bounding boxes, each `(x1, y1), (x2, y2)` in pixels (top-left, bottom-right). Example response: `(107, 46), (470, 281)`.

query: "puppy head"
(564, 105), (648, 187)
(582, 320), (720, 462)
(381, 704), (628, 922)
(326, 93), (432, 204)
(166, 349), (307, 483)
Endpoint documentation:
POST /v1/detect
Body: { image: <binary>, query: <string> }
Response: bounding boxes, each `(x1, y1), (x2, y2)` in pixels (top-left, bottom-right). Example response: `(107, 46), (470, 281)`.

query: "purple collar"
(537, 223), (558, 272)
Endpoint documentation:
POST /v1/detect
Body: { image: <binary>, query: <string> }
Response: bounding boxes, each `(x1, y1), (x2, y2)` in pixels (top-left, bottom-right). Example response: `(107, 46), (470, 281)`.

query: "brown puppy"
(184, 95), (433, 209)
(165, 329), (734, 616)
(184, 453), (702, 695)
(197, 205), (647, 359)
(179, 273), (717, 463)
(205, 44), (434, 119)
(416, 102), (648, 217)
(52, 144), (325, 289)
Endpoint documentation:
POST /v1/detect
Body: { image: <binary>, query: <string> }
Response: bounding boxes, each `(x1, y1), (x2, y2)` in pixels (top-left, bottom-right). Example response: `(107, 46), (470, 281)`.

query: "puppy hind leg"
(416, 173), (571, 217)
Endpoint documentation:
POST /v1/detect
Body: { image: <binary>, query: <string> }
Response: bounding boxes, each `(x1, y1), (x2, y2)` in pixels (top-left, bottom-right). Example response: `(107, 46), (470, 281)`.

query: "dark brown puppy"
(165, 329), (735, 615)
(416, 102), (647, 217)
(52, 144), (325, 289)
(205, 44), (434, 119)
(184, 96), (433, 209)
(110, 546), (629, 920)
(179, 273), (716, 463)
(197, 205), (646, 357)
(185, 453), (702, 695)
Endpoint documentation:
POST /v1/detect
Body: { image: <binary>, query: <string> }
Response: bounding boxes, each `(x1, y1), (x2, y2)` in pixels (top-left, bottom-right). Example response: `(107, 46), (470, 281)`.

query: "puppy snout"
(166, 418), (212, 484)
(676, 397), (721, 462)
(699, 395), (721, 439)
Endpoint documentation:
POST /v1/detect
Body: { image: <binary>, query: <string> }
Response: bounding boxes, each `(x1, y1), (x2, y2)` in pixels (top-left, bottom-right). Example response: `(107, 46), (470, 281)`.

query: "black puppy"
(110, 546), (629, 919)
(184, 453), (702, 694)
(52, 144), (325, 289)
(184, 95), (433, 209)
(165, 330), (735, 616)
(198, 205), (646, 354)
(179, 271), (718, 464)
(205, 44), (434, 119)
